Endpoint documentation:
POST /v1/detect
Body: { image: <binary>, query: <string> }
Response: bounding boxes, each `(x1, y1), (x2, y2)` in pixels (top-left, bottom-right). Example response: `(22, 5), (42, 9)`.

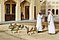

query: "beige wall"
(0, 0), (5, 22)
(0, 0), (46, 22)
(36, 0), (46, 14)
(20, 1), (30, 19)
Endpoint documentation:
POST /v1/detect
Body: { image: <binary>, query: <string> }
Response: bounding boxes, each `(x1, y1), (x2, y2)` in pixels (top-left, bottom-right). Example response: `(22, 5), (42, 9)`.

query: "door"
(5, 4), (16, 21)
(34, 6), (36, 20)
(25, 6), (29, 20)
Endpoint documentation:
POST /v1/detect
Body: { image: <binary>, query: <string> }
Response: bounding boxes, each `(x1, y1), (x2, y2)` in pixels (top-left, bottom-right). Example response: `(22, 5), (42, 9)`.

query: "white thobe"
(47, 14), (55, 33)
(41, 15), (44, 22)
(36, 14), (43, 31)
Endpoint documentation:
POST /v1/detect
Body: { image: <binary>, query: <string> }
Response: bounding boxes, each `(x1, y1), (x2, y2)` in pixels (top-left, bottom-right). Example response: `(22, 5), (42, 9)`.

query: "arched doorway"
(5, 0), (16, 21)
(20, 0), (30, 20)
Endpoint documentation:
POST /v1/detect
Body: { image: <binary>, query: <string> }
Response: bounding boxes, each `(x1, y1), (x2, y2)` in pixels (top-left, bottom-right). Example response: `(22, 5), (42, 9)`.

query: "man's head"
(48, 11), (50, 15)
(48, 11), (53, 15)
(39, 12), (41, 15)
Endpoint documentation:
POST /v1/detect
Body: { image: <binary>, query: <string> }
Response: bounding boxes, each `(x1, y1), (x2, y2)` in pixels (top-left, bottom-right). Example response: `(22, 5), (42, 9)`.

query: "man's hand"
(48, 21), (50, 25)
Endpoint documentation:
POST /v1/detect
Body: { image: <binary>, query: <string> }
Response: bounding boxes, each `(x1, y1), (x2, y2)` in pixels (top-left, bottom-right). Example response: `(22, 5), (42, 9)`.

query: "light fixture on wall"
(40, 0), (43, 2)
(39, 0), (45, 4)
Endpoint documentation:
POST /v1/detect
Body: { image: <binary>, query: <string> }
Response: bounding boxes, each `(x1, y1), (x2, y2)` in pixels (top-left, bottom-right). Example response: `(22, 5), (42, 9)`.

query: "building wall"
(0, 0), (59, 22)
(36, 0), (46, 19)
(0, 0), (35, 22)
(20, 1), (30, 19)
(46, 0), (59, 21)
(0, 0), (5, 22)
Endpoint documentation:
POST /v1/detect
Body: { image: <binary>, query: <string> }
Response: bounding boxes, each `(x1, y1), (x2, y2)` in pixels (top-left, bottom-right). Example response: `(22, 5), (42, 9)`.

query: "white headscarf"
(48, 11), (53, 15)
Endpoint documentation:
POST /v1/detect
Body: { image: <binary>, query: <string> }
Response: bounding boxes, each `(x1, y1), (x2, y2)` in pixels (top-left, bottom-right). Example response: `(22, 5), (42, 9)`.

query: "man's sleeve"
(48, 15), (51, 25)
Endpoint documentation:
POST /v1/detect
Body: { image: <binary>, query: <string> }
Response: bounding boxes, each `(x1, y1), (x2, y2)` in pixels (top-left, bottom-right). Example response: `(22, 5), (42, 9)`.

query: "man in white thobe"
(36, 13), (43, 33)
(47, 11), (56, 34)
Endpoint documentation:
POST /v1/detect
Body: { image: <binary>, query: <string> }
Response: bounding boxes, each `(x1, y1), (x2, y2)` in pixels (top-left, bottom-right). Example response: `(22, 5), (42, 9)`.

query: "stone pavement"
(0, 24), (59, 40)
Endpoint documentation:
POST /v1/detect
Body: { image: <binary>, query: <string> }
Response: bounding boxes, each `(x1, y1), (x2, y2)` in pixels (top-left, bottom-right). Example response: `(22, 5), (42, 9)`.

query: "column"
(29, 0), (34, 20)
(36, 0), (43, 18)
(46, 0), (48, 15)
(58, 9), (59, 15)
(55, 9), (56, 15)
(1, 0), (5, 22)
(0, 4), (2, 22)
(16, 0), (21, 21)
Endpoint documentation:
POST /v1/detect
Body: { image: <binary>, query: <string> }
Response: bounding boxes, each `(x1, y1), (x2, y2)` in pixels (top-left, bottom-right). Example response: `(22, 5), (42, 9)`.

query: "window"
(56, 9), (58, 15)
(52, 9), (55, 14)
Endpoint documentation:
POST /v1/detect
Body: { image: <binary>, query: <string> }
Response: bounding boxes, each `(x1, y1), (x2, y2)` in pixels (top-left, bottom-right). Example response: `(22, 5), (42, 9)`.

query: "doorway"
(25, 6), (29, 20)
(5, 1), (16, 21)
(20, 0), (30, 20)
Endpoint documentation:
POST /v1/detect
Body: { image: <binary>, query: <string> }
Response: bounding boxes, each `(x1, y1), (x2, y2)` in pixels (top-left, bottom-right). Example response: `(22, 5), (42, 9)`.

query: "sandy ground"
(0, 24), (59, 40)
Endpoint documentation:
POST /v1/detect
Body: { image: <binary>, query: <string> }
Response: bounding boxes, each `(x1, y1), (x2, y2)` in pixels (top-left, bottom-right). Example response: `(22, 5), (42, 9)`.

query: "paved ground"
(0, 24), (59, 40)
